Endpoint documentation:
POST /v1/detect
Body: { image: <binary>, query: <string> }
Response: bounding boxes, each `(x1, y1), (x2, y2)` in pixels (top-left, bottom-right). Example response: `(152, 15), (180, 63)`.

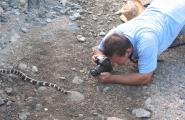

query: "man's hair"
(103, 33), (132, 57)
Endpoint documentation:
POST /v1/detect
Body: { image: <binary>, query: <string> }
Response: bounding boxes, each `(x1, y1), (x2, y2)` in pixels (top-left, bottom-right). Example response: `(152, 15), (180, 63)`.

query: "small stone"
(71, 68), (76, 71)
(59, 77), (66, 80)
(76, 35), (86, 42)
(32, 66), (38, 73)
(18, 63), (27, 70)
(69, 13), (81, 21)
(6, 100), (12, 106)
(132, 108), (151, 118)
(0, 97), (5, 106)
(36, 104), (43, 111)
(10, 30), (20, 42)
(92, 15), (98, 21)
(67, 91), (85, 103)
(78, 114), (83, 117)
(99, 31), (106, 36)
(107, 117), (123, 120)
(44, 108), (48, 111)
(145, 97), (152, 107)
(97, 108), (103, 113)
(1, 2), (9, 10)
(0, 7), (4, 14)
(92, 112), (98, 116)
(72, 76), (83, 84)
(19, 0), (26, 6)
(46, 18), (52, 23)
(126, 97), (132, 101)
(103, 87), (110, 93)
(97, 13), (102, 16)
(19, 112), (30, 120)
(79, 69), (84, 73)
(90, 110), (98, 116)
(5, 88), (13, 95)
(20, 27), (28, 33)
(38, 87), (47, 91)
(0, 15), (8, 22)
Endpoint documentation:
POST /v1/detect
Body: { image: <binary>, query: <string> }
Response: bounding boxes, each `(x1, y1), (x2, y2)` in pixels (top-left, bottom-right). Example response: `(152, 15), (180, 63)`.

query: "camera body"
(90, 56), (113, 77)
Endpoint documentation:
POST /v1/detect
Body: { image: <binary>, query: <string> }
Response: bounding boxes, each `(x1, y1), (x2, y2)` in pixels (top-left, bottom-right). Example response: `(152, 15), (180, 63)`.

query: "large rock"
(132, 108), (151, 118)
(67, 91), (85, 103)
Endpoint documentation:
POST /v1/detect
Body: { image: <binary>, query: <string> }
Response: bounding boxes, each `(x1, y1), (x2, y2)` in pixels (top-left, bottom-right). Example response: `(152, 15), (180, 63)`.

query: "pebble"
(0, 97), (5, 106)
(72, 76), (83, 84)
(19, 0), (26, 6)
(46, 18), (52, 23)
(18, 63), (27, 70)
(1, 2), (9, 10)
(92, 112), (98, 116)
(126, 97), (132, 101)
(71, 68), (76, 71)
(35, 104), (43, 111)
(145, 97), (152, 107)
(91, 110), (98, 116)
(92, 15), (98, 21)
(6, 100), (12, 106)
(59, 76), (66, 80)
(69, 13), (81, 21)
(0, 7), (4, 14)
(76, 35), (86, 42)
(44, 108), (48, 111)
(107, 117), (123, 120)
(37, 87), (47, 91)
(99, 31), (106, 36)
(103, 87), (110, 93)
(132, 108), (151, 118)
(79, 69), (85, 73)
(0, 15), (8, 22)
(97, 108), (103, 113)
(20, 27), (28, 33)
(19, 111), (30, 120)
(78, 114), (84, 117)
(10, 30), (20, 42)
(67, 91), (85, 103)
(5, 87), (13, 95)
(32, 66), (38, 73)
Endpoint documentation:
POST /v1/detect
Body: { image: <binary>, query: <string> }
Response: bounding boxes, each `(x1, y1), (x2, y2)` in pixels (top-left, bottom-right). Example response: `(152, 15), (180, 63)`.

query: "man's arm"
(99, 72), (153, 85)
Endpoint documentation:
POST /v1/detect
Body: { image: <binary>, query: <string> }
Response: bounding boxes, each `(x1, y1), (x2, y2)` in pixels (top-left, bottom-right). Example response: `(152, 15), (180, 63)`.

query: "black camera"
(90, 56), (113, 77)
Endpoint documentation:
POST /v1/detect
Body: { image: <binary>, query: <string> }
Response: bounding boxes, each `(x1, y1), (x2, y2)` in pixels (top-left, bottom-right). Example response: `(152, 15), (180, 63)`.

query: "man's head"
(103, 33), (133, 65)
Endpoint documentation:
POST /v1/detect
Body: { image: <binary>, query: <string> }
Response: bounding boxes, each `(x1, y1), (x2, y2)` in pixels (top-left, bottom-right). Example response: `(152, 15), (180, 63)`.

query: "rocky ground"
(0, 0), (185, 120)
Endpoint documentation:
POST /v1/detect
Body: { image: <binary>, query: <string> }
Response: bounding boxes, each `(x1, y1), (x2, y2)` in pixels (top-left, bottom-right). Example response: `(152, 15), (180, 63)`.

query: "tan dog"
(115, 0), (145, 22)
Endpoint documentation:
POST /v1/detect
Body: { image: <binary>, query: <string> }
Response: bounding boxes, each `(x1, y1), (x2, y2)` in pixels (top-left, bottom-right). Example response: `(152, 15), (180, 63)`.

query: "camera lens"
(90, 69), (99, 77)
(90, 65), (104, 77)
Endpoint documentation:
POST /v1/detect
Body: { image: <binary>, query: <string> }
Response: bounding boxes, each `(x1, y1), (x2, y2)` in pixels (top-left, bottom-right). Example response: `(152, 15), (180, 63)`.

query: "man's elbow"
(141, 77), (151, 85)
(140, 72), (153, 85)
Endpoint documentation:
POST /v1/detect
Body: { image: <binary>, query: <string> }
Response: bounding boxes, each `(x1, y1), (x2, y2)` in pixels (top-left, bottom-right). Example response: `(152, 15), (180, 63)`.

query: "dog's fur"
(115, 0), (145, 22)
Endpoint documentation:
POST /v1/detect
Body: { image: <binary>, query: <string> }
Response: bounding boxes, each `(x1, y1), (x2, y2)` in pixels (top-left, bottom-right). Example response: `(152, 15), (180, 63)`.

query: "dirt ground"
(0, 0), (185, 120)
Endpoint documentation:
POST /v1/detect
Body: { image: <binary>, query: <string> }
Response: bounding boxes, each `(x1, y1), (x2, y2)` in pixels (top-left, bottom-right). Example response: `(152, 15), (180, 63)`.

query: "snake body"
(0, 69), (69, 94)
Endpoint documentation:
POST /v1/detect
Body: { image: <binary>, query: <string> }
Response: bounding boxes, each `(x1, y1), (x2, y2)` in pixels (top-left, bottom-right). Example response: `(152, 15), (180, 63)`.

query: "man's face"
(110, 54), (129, 66)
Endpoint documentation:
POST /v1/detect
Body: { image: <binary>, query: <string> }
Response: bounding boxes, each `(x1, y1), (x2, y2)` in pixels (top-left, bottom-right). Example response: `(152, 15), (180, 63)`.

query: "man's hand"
(92, 50), (105, 63)
(98, 72), (113, 83)
(92, 54), (99, 63)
